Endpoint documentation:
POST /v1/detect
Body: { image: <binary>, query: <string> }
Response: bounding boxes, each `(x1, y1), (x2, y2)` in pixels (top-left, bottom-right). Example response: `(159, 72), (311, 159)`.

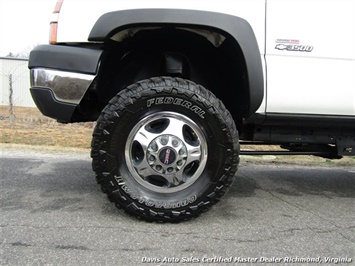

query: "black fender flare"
(89, 9), (264, 116)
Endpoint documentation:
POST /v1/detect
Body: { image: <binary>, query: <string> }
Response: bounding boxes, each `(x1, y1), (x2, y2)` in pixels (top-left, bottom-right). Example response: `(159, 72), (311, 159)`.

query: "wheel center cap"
(159, 147), (176, 165)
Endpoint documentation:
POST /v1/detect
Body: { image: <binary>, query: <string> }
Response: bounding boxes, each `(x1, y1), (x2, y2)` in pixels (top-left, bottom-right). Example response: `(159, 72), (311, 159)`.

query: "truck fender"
(89, 9), (264, 116)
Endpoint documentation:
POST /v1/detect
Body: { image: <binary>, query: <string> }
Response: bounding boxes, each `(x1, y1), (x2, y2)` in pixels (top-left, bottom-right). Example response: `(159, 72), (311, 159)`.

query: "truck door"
(265, 0), (355, 116)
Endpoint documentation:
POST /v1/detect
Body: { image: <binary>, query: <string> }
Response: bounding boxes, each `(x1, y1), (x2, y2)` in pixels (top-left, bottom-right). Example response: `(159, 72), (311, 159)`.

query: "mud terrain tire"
(91, 77), (239, 222)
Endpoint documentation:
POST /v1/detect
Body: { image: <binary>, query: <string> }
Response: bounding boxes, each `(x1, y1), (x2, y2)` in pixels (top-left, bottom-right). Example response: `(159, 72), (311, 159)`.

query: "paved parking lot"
(1, 148), (354, 265)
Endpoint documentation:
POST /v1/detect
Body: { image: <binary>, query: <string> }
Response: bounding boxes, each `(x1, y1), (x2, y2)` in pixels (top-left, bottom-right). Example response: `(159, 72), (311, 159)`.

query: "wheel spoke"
(160, 117), (186, 140)
(185, 144), (202, 165)
(133, 127), (158, 149)
(134, 157), (156, 178)
(164, 171), (185, 187)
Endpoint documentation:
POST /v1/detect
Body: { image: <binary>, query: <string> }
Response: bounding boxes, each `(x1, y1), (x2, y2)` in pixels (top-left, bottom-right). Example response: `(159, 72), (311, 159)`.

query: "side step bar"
(240, 142), (342, 159)
(240, 150), (334, 156)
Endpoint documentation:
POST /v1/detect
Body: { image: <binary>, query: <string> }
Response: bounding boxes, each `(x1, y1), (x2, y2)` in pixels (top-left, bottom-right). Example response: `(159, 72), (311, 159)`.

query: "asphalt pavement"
(0, 146), (354, 265)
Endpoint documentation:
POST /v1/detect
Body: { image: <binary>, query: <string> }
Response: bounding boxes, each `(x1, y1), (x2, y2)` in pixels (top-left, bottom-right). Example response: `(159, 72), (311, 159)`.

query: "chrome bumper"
(30, 68), (95, 105)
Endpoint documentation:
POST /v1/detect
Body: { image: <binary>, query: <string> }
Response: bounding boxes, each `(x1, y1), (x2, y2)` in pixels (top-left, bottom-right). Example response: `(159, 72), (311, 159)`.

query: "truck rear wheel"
(91, 77), (239, 222)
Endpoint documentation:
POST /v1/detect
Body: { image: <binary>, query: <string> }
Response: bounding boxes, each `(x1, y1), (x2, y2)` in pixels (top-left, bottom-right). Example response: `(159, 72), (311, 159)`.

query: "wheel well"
(76, 27), (248, 130)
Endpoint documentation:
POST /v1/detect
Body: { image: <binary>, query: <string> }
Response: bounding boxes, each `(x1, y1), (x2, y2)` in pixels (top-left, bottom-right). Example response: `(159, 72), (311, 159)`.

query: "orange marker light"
(53, 0), (64, 13)
(49, 22), (58, 44)
(49, 0), (64, 44)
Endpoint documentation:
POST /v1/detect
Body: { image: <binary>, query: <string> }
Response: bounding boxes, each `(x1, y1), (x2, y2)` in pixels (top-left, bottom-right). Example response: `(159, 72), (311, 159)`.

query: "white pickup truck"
(29, 0), (355, 222)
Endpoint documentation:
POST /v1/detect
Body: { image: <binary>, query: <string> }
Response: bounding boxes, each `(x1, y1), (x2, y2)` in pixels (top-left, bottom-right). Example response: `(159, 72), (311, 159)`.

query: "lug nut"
(160, 137), (168, 145)
(172, 139), (179, 147)
(156, 165), (162, 171)
(151, 143), (158, 151)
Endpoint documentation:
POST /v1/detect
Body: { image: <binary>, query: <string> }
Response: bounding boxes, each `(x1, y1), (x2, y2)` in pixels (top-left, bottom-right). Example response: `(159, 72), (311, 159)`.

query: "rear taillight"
(49, 0), (64, 44)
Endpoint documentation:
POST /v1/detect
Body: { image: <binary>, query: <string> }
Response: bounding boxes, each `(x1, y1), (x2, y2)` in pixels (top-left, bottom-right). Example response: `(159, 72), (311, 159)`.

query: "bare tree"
(0, 59), (28, 123)
(8, 73), (15, 124)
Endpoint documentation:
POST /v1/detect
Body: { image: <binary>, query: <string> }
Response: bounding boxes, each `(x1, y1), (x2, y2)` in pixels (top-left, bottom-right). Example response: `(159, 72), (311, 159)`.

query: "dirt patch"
(0, 106), (93, 149)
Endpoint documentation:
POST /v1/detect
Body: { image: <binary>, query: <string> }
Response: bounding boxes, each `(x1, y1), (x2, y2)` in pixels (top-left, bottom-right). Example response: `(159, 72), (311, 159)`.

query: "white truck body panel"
(265, 0), (355, 115)
(54, 0), (355, 116)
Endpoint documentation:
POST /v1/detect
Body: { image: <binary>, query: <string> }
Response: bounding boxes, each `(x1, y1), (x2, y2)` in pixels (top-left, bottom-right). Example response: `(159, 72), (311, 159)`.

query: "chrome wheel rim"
(125, 112), (208, 193)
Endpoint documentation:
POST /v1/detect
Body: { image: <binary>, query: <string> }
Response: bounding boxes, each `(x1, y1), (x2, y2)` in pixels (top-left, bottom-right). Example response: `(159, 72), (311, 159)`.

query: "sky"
(0, 0), (55, 57)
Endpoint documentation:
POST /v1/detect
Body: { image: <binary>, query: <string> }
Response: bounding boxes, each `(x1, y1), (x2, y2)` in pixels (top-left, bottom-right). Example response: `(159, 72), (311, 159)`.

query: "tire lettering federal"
(147, 97), (205, 118)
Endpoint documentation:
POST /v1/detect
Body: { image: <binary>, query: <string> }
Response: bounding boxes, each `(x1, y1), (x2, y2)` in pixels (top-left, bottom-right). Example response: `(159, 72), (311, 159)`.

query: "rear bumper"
(30, 87), (78, 122)
(30, 69), (95, 122)
(29, 45), (102, 122)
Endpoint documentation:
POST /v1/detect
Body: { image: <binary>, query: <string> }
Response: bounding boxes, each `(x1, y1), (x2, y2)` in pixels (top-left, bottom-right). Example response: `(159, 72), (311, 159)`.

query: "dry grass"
(0, 106), (93, 149)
